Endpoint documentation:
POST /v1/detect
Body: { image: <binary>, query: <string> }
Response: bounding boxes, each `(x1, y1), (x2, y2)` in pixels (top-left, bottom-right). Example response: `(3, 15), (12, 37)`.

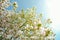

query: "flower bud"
(13, 2), (18, 8)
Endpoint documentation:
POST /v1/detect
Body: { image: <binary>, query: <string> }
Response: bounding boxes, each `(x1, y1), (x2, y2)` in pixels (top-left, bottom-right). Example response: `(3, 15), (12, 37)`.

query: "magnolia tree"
(0, 0), (55, 40)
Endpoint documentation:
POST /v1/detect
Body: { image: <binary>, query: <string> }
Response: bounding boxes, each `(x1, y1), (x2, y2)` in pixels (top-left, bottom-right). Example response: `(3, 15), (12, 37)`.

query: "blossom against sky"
(8, 0), (45, 13)
(6, 0), (60, 40)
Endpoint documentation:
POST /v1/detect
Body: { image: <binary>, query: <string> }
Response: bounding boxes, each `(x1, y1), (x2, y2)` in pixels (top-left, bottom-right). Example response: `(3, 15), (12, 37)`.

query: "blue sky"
(7, 0), (60, 40)
(8, 0), (46, 13)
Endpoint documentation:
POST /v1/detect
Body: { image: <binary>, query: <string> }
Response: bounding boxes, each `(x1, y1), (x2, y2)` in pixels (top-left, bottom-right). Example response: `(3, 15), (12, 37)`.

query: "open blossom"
(0, 0), (55, 40)
(6, 35), (12, 39)
(17, 30), (23, 35)
(30, 36), (39, 39)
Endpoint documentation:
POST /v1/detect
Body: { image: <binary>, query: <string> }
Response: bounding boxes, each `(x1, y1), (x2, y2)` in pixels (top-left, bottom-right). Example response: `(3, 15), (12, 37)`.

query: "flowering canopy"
(0, 0), (55, 40)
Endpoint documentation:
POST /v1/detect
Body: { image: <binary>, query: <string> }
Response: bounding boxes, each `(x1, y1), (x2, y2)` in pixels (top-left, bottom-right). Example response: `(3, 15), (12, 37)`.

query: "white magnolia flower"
(0, 32), (3, 34)
(34, 26), (38, 30)
(40, 27), (46, 36)
(17, 30), (23, 35)
(25, 24), (30, 29)
(30, 36), (39, 39)
(34, 21), (37, 24)
(38, 19), (42, 24)
(6, 35), (12, 39)
(30, 26), (33, 29)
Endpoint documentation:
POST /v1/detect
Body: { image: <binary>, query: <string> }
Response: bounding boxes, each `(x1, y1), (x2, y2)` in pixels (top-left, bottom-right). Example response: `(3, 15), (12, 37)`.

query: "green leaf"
(37, 24), (41, 27)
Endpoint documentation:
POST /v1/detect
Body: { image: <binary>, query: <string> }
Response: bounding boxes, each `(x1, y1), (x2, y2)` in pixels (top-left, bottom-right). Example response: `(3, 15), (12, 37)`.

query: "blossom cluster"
(0, 0), (55, 40)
